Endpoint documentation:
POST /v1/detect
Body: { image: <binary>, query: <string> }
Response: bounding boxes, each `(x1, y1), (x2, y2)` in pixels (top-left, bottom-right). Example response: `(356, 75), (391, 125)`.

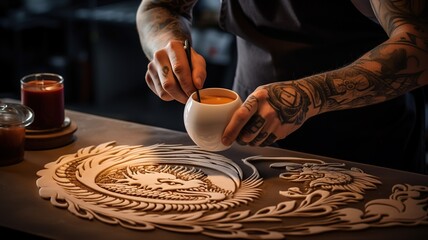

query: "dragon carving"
(270, 162), (381, 196)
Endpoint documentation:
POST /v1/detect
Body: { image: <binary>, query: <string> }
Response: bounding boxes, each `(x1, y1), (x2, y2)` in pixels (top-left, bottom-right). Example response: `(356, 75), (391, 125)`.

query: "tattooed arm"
(136, 0), (206, 104)
(222, 0), (428, 147)
(301, 0), (428, 115)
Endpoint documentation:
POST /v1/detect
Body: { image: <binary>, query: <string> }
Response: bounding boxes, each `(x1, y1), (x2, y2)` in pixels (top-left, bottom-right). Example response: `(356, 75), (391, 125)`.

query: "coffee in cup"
(199, 95), (235, 104)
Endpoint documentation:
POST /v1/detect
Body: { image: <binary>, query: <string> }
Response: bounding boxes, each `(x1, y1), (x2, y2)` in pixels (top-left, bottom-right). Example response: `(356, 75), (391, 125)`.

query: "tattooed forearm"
(303, 42), (423, 113)
(137, 0), (198, 59)
(370, 0), (427, 36)
(145, 11), (189, 38)
(303, 70), (376, 111)
(396, 32), (428, 53)
(143, 0), (196, 19)
(264, 1), (427, 123)
(139, 9), (189, 59)
(266, 33), (426, 122)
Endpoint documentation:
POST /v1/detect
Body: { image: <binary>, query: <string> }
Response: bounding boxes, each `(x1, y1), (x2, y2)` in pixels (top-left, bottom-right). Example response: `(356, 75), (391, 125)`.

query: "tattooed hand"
(137, 0), (207, 104)
(222, 82), (317, 147)
(145, 40), (206, 104)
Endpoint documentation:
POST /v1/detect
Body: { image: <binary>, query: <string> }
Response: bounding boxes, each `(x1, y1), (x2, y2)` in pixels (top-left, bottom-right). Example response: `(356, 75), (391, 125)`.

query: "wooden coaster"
(25, 118), (78, 150)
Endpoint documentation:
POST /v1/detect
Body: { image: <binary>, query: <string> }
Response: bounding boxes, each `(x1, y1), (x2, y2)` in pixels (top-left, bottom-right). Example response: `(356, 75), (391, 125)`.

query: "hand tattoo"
(265, 82), (311, 125)
(242, 114), (265, 135)
(243, 95), (258, 112)
(260, 133), (277, 147)
(162, 66), (169, 77)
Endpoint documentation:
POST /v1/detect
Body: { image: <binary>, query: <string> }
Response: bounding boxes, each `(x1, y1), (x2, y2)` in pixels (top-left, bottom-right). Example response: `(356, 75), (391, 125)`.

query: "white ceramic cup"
(184, 88), (242, 151)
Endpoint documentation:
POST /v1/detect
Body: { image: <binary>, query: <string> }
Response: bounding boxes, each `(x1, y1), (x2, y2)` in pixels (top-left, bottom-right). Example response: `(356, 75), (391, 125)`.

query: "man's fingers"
(222, 95), (259, 146)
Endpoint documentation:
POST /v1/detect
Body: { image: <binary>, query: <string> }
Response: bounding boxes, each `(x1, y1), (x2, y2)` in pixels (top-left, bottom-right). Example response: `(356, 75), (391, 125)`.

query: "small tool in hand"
(184, 39), (201, 102)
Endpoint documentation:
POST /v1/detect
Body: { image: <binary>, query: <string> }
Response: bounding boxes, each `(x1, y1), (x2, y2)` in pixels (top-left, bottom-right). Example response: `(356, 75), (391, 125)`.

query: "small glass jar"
(0, 102), (34, 166)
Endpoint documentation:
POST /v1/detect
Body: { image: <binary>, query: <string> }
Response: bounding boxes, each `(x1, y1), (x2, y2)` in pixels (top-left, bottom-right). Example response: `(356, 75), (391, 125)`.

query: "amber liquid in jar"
(0, 126), (26, 166)
(21, 80), (64, 130)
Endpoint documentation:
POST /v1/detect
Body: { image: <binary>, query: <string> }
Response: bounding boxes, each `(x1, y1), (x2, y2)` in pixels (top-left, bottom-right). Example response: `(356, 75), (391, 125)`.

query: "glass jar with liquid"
(0, 103), (34, 166)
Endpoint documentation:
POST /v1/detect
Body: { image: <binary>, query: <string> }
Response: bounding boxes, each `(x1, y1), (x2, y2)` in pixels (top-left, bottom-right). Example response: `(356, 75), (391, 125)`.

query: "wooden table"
(1, 108), (427, 240)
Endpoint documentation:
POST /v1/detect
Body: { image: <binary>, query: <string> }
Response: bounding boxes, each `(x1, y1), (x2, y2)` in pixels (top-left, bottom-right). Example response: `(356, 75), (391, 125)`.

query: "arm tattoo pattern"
(306, 43), (422, 113)
(370, 0), (427, 36)
(265, 32), (425, 125)
(323, 39), (422, 111)
(140, 0), (198, 58)
(145, 0), (196, 20)
(265, 82), (311, 125)
(397, 32), (428, 52)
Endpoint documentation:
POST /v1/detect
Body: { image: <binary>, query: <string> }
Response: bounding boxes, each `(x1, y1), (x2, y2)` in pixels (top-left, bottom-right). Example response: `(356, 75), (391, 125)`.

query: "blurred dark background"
(0, 0), (236, 132)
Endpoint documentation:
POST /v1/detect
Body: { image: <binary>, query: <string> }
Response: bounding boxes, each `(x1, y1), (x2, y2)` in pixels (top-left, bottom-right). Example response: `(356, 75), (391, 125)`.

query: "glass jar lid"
(0, 102), (34, 127)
